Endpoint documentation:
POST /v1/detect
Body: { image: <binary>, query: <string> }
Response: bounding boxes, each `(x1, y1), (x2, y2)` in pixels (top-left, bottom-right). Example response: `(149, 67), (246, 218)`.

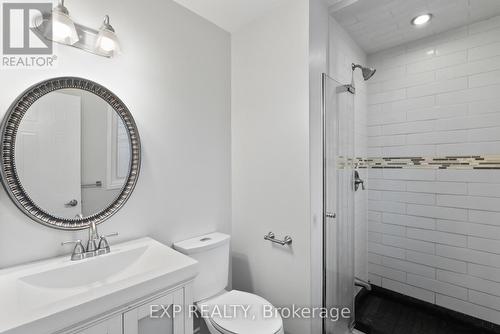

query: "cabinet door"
(123, 289), (184, 334)
(76, 315), (122, 334)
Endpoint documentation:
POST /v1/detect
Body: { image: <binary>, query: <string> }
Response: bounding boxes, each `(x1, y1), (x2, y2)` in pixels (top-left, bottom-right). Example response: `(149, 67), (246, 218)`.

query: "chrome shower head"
(338, 63), (377, 95)
(352, 63), (376, 81)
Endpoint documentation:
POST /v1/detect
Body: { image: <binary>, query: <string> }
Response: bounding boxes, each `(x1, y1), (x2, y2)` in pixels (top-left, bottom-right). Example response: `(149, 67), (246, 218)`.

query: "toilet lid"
(199, 290), (283, 334)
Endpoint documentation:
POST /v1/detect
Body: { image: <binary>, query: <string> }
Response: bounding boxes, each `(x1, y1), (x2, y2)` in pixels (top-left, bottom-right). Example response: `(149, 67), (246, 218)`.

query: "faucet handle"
(61, 239), (83, 246)
(97, 233), (119, 255)
(61, 240), (85, 261)
(61, 239), (82, 246)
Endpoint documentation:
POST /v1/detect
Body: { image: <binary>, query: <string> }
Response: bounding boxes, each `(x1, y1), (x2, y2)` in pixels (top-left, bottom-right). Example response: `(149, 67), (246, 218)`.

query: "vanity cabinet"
(123, 289), (184, 334)
(75, 316), (122, 334)
(66, 283), (193, 334)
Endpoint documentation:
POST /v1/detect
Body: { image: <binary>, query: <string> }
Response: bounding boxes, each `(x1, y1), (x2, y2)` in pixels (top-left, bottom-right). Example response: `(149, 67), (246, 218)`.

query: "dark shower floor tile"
(355, 287), (500, 334)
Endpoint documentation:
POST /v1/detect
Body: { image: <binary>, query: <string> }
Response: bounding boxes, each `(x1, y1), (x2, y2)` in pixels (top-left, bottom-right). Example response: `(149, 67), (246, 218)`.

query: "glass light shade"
(95, 29), (121, 55)
(51, 9), (79, 45)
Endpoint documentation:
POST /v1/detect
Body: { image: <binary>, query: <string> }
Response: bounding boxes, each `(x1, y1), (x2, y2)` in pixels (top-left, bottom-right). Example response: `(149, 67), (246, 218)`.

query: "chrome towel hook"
(264, 232), (293, 246)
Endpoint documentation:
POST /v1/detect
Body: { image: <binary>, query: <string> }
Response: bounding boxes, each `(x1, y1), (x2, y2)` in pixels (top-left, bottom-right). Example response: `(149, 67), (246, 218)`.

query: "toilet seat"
(198, 290), (284, 334)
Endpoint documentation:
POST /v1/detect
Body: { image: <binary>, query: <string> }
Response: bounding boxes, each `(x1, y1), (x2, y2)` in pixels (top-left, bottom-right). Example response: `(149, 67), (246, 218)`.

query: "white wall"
(366, 16), (500, 324)
(231, 0), (312, 333)
(0, 0), (231, 268)
(329, 17), (369, 283)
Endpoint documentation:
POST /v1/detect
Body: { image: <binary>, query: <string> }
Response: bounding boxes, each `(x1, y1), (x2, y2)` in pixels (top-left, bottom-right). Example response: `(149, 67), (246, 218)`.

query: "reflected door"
(16, 92), (82, 217)
(323, 74), (355, 334)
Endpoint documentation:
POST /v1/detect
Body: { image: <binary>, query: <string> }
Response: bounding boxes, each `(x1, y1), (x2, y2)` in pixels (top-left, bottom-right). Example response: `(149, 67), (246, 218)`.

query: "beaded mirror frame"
(0, 77), (141, 230)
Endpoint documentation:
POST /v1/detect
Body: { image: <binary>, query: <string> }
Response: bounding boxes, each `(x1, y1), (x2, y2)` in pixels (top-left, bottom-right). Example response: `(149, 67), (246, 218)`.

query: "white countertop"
(0, 237), (198, 334)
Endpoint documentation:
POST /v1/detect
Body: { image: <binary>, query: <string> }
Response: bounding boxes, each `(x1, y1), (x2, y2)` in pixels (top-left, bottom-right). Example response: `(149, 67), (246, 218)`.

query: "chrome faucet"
(62, 223), (118, 261)
(86, 222), (99, 256)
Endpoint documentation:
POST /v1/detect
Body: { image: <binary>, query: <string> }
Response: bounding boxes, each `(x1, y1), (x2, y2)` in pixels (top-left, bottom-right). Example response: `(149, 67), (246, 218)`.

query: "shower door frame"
(321, 72), (356, 334)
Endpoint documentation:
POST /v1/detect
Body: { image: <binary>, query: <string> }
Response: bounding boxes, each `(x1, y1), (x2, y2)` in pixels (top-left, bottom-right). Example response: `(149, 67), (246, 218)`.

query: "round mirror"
(0, 78), (141, 230)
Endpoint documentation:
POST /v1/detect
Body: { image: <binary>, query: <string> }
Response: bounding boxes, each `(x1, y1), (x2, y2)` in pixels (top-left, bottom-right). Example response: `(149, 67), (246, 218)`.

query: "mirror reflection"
(15, 89), (131, 219)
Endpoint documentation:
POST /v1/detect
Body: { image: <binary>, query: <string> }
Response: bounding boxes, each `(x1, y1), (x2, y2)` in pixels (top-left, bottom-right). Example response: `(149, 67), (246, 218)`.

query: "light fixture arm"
(102, 15), (115, 32)
(54, 0), (69, 15)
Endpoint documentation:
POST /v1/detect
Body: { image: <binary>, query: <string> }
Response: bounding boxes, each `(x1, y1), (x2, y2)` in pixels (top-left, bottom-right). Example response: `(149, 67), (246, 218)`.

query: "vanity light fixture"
(33, 2), (121, 58)
(95, 16), (121, 56)
(47, 0), (79, 45)
(411, 13), (433, 26)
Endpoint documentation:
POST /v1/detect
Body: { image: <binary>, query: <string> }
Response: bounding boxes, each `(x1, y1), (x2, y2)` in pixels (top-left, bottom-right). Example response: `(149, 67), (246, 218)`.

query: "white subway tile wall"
(366, 15), (500, 324)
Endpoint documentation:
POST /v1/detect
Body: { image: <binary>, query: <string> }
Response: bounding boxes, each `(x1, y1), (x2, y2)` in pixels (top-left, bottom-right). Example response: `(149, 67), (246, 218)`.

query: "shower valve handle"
(354, 170), (365, 191)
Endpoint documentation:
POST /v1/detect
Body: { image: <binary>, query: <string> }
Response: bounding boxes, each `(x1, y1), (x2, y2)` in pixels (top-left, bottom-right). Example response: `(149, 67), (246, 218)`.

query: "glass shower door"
(322, 73), (356, 334)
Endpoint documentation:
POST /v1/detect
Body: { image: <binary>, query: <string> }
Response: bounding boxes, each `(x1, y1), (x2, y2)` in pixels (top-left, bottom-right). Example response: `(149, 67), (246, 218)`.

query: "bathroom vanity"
(0, 238), (197, 334)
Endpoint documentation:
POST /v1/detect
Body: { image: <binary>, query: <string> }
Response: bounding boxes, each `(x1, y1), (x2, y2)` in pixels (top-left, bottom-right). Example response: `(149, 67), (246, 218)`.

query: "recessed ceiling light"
(411, 14), (433, 26)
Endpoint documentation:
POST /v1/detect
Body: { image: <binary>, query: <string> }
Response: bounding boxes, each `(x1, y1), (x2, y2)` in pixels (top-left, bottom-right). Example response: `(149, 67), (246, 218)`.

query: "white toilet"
(174, 232), (284, 334)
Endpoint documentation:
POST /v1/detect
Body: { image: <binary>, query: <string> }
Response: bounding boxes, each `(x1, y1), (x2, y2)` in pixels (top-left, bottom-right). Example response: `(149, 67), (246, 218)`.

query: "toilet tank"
(173, 232), (230, 302)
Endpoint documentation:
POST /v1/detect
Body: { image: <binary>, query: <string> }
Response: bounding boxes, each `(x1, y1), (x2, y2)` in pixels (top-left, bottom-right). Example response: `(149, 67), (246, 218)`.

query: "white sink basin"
(0, 237), (198, 334)
(20, 245), (148, 289)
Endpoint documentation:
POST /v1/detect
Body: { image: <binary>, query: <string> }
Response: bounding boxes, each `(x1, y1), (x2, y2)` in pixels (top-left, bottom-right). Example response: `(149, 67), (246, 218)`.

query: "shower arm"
(351, 63), (363, 71)
(336, 64), (360, 95)
(350, 65), (357, 90)
(351, 63), (364, 87)
(336, 66), (357, 95)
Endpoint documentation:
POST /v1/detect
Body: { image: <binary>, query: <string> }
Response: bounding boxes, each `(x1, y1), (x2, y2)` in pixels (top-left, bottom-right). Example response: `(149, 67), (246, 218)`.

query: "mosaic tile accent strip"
(338, 156), (500, 170)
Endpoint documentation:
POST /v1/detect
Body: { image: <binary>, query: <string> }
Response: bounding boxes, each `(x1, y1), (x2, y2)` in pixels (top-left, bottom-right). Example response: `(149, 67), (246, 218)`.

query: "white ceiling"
(172, 0), (288, 33)
(331, 0), (500, 54)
